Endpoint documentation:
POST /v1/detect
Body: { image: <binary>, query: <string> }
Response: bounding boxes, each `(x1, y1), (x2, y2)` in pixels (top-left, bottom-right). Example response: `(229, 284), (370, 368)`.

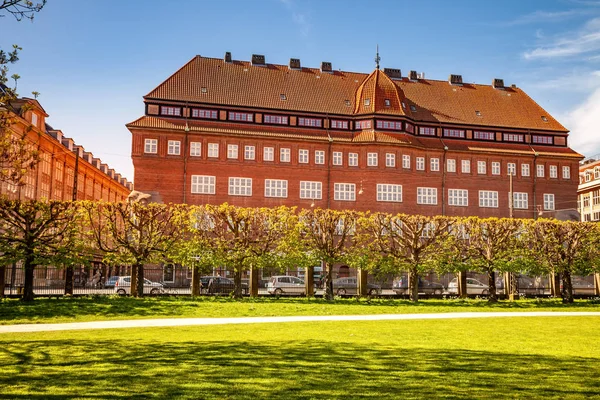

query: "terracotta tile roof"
(145, 55), (567, 133)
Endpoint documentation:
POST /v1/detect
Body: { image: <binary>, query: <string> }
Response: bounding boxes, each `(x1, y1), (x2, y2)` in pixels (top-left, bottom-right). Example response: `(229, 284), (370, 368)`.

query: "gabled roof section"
(144, 55), (568, 133)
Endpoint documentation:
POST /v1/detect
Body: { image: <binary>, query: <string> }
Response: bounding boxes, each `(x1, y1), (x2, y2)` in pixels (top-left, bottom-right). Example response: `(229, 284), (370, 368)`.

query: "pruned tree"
(206, 204), (296, 299)
(0, 198), (86, 301)
(523, 219), (599, 303)
(297, 208), (360, 301)
(81, 201), (185, 297)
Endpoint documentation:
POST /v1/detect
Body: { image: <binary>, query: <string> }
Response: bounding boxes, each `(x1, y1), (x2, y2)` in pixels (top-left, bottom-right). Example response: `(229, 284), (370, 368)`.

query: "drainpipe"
(440, 139), (448, 216)
(183, 106), (190, 204)
(529, 144), (538, 220)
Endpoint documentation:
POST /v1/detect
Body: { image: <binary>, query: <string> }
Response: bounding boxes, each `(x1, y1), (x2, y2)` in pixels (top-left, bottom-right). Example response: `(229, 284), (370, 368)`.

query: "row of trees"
(1, 199), (599, 303)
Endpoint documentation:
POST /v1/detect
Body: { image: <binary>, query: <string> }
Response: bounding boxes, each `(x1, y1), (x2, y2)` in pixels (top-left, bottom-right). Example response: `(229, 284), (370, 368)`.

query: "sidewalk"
(2, 311), (600, 334)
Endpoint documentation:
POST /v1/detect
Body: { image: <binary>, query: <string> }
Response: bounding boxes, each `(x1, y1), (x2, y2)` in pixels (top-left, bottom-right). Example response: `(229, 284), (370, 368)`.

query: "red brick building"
(1, 95), (132, 201)
(578, 155), (600, 222)
(128, 53), (582, 218)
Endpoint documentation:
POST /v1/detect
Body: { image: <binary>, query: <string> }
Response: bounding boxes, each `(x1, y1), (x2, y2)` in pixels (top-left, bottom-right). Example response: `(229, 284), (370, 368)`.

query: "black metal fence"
(2, 262), (598, 297)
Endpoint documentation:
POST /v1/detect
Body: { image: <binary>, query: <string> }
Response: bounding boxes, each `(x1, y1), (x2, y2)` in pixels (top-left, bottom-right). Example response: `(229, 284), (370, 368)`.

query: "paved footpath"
(2, 311), (600, 334)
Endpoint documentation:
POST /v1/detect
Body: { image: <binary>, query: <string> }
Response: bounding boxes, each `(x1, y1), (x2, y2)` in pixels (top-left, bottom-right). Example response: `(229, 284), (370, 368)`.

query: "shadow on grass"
(0, 340), (599, 399)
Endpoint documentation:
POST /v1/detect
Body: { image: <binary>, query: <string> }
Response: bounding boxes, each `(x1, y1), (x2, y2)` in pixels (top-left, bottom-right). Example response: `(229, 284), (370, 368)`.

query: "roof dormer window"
(410, 105), (417, 112)
(31, 113), (38, 127)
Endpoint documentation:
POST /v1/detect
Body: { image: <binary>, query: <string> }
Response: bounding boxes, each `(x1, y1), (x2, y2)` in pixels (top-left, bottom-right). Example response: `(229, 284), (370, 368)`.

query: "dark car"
(104, 276), (120, 289)
(332, 277), (381, 296)
(200, 276), (249, 295)
(393, 277), (445, 295)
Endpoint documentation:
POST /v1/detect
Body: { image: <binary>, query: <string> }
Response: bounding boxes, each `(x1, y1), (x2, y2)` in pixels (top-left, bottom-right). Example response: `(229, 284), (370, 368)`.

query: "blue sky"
(2, 0), (600, 181)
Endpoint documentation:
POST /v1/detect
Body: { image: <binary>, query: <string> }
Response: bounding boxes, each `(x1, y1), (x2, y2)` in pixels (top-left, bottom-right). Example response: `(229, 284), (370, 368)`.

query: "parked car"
(448, 278), (489, 295)
(496, 275), (546, 295)
(104, 276), (120, 289)
(114, 276), (164, 295)
(267, 275), (306, 296)
(332, 277), (381, 296)
(393, 277), (444, 295)
(200, 276), (249, 295)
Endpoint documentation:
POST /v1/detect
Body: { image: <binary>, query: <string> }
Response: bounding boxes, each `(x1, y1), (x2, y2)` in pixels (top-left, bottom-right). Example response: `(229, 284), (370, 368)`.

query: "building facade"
(1, 96), (132, 201)
(128, 53), (582, 218)
(578, 155), (600, 222)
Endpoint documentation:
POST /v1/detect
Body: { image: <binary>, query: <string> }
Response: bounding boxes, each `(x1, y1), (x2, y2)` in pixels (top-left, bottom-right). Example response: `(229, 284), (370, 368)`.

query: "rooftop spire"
(375, 44), (381, 70)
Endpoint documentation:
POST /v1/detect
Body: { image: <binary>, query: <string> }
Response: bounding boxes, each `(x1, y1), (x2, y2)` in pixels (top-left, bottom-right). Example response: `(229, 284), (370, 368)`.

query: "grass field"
(2, 316), (600, 399)
(1, 296), (600, 325)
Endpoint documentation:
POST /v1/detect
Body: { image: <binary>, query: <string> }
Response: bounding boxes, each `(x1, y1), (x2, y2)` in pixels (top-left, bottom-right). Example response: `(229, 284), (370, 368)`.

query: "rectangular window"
(593, 190), (600, 205)
(315, 150), (325, 165)
(263, 115), (288, 125)
(280, 148), (291, 163)
(264, 179), (288, 198)
(479, 191), (498, 208)
(228, 112), (253, 122)
(507, 163), (516, 176)
(544, 194), (555, 210)
(377, 184), (402, 202)
(160, 106), (181, 116)
(348, 153), (358, 167)
(190, 142), (201, 157)
(549, 165), (557, 178)
(263, 147), (274, 161)
(521, 163), (530, 177)
(447, 159), (456, 173)
(334, 183), (356, 201)
(300, 181), (322, 199)
(461, 160), (471, 173)
(333, 152), (343, 166)
(192, 109), (218, 119)
(227, 144), (239, 159)
(417, 187), (437, 205)
(416, 157), (425, 171)
(208, 143), (219, 158)
(376, 120), (403, 130)
(191, 175), (215, 194)
(512, 192), (528, 209)
(405, 123), (414, 134)
(537, 165), (545, 178)
(503, 133), (524, 142)
(448, 189), (468, 207)
(331, 120), (348, 129)
(386, 153), (395, 168)
(443, 129), (465, 138)
(167, 140), (181, 155)
(532, 135), (553, 145)
(474, 131), (495, 141)
(477, 161), (486, 175)
(244, 145), (255, 160)
(144, 139), (157, 154)
(419, 127), (436, 136)
(355, 120), (372, 129)
(298, 149), (309, 164)
(402, 155), (411, 169)
(298, 117), (322, 127)
(228, 177), (252, 196)
(492, 162), (501, 175)
(367, 153), (378, 167)
(562, 166), (570, 179)
(430, 158), (440, 171)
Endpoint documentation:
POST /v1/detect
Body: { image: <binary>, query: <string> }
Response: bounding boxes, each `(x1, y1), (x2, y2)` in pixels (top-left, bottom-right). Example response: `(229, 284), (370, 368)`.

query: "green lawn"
(1, 316), (599, 399)
(1, 296), (600, 325)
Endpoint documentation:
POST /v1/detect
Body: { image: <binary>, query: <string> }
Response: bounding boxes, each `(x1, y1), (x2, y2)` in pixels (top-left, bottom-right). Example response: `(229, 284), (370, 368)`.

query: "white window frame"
(477, 161), (486, 175)
(263, 147), (274, 162)
(333, 152), (343, 166)
(377, 184), (402, 202)
(280, 148), (291, 163)
(416, 157), (425, 171)
(348, 153), (358, 167)
(512, 192), (528, 209)
(448, 189), (468, 207)
(228, 177), (252, 196)
(479, 191), (498, 208)
(386, 153), (395, 168)
(537, 165), (545, 178)
(367, 152), (378, 167)
(334, 183), (356, 201)
(208, 143), (219, 158)
(430, 158), (440, 172)
(300, 181), (322, 200)
(315, 150), (325, 165)
(507, 163), (516, 176)
(244, 145), (255, 160)
(227, 144), (239, 159)
(167, 140), (181, 155)
(264, 179), (288, 198)
(191, 175), (215, 194)
(190, 142), (201, 157)
(298, 149), (309, 164)
(402, 155), (411, 169)
(549, 165), (558, 179)
(417, 187), (437, 205)
(447, 159), (456, 173)
(521, 163), (530, 177)
(562, 166), (571, 179)
(544, 193), (555, 210)
(461, 160), (471, 174)
(492, 162), (501, 176)
(144, 139), (157, 154)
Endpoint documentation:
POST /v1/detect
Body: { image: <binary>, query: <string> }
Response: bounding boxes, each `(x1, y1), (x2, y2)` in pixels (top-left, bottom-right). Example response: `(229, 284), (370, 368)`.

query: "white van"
(114, 276), (164, 295)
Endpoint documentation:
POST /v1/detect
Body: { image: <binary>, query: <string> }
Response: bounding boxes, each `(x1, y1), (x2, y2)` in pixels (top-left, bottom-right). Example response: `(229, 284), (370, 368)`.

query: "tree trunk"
(64, 266), (74, 295)
(232, 269), (243, 300)
(130, 264), (138, 297)
(249, 266), (259, 298)
(561, 270), (574, 303)
(594, 273), (600, 296)
(550, 272), (561, 297)
(191, 267), (201, 296)
(135, 263), (145, 297)
(323, 261), (334, 301)
(487, 267), (497, 303)
(22, 254), (35, 302)
(458, 271), (467, 298)
(408, 268), (419, 303)
(358, 268), (368, 297)
(0, 265), (5, 299)
(305, 266), (314, 297)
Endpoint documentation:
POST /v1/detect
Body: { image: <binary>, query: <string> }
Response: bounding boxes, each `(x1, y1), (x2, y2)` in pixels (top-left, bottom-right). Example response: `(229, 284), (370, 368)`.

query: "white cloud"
(505, 9), (592, 25)
(523, 17), (600, 59)
(528, 69), (600, 91)
(279, 0), (311, 37)
(560, 86), (600, 157)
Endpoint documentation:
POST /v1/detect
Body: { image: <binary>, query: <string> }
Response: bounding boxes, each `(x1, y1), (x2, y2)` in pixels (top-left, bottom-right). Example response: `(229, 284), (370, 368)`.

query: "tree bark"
(135, 263), (145, 297)
(594, 273), (600, 296)
(358, 268), (368, 297)
(191, 267), (201, 296)
(561, 270), (574, 303)
(550, 272), (561, 297)
(487, 267), (497, 303)
(458, 271), (467, 298)
(64, 266), (73, 295)
(305, 266), (314, 297)
(22, 254), (35, 302)
(0, 266), (5, 299)
(408, 268), (419, 303)
(323, 261), (334, 301)
(249, 266), (259, 298)
(232, 268), (243, 299)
